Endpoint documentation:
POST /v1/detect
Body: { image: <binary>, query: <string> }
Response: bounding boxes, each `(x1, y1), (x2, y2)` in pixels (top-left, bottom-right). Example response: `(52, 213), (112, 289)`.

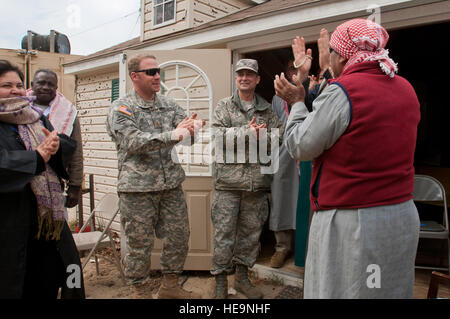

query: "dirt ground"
(81, 248), (450, 299)
(68, 208), (294, 300)
(81, 249), (290, 299)
(71, 212), (449, 300)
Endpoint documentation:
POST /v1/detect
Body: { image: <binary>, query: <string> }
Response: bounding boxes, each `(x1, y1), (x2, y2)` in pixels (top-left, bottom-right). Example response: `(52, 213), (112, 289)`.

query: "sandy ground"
(69, 208), (294, 300)
(71, 211), (450, 300)
(81, 248), (450, 299)
(81, 249), (289, 299)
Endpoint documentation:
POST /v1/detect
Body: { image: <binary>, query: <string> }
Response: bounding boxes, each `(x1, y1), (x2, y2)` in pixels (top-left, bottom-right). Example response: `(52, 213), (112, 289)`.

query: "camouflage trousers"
(210, 190), (269, 275)
(119, 186), (189, 284)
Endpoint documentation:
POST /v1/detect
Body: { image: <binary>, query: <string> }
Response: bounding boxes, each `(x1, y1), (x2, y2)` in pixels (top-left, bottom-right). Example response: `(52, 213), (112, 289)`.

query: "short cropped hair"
(128, 54), (157, 76)
(33, 69), (58, 82)
(0, 60), (24, 82)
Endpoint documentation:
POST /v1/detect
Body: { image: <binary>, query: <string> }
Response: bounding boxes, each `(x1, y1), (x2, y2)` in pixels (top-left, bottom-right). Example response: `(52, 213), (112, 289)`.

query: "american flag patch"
(118, 105), (132, 116)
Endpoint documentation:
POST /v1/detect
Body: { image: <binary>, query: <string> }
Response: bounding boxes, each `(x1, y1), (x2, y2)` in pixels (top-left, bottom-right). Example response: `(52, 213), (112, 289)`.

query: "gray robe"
(269, 95), (299, 231)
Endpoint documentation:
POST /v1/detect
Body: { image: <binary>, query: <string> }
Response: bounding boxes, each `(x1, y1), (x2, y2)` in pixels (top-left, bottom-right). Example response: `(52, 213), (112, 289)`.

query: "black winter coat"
(0, 116), (85, 299)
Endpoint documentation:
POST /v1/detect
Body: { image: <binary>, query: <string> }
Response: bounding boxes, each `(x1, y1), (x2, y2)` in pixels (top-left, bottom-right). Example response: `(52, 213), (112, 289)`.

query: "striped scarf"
(0, 96), (65, 240)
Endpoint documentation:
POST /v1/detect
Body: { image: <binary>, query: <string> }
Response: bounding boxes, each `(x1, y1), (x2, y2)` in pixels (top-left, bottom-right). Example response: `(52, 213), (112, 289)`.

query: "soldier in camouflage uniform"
(211, 59), (284, 299)
(106, 54), (204, 299)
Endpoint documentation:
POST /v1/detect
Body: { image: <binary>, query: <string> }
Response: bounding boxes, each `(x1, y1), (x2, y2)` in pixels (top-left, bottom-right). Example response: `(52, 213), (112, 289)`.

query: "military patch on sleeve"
(118, 105), (132, 116)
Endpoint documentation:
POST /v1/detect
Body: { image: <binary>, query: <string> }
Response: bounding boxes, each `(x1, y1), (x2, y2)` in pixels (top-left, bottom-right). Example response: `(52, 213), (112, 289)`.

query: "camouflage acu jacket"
(106, 90), (186, 192)
(212, 90), (284, 191)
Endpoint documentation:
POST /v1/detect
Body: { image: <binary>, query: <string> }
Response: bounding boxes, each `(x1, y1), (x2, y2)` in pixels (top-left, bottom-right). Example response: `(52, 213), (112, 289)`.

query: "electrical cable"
(69, 9), (140, 37)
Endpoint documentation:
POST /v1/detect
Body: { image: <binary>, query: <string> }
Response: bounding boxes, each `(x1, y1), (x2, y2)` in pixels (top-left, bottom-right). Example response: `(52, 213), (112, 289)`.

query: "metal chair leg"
(447, 238), (450, 275)
(95, 253), (100, 275)
(109, 236), (126, 285)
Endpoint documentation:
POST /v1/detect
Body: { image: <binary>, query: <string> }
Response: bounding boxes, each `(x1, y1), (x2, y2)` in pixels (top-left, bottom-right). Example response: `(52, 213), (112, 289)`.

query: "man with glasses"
(107, 54), (204, 299)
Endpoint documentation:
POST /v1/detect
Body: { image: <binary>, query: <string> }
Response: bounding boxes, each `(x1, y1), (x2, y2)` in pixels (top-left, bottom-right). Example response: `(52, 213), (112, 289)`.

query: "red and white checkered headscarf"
(330, 19), (398, 78)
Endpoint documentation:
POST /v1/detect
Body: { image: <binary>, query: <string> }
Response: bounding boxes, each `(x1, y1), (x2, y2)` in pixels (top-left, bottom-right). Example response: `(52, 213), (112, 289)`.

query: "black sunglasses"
(135, 68), (161, 76)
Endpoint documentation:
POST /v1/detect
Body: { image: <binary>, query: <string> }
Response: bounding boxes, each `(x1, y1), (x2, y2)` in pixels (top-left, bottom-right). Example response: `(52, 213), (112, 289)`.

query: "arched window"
(159, 60), (213, 176)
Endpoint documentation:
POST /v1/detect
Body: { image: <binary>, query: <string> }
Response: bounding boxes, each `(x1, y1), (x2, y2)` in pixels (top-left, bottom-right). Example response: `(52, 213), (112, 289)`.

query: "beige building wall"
(142, 0), (190, 41)
(0, 49), (28, 79)
(141, 0), (251, 41)
(0, 48), (82, 103)
(192, 0), (250, 27)
(75, 69), (120, 230)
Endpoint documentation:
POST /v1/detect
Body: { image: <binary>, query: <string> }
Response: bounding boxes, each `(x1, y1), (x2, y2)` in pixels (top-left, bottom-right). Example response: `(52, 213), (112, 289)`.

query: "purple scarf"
(0, 96), (65, 240)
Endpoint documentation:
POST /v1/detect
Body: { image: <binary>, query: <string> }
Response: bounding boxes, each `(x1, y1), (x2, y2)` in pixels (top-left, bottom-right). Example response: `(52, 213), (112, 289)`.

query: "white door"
(122, 49), (231, 270)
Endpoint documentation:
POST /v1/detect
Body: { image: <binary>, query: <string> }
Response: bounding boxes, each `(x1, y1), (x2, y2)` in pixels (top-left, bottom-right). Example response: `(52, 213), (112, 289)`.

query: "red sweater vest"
(310, 61), (420, 211)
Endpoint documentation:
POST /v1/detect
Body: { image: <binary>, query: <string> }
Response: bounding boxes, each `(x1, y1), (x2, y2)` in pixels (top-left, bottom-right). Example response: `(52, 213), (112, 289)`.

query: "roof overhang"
(65, 0), (449, 75)
(64, 53), (122, 75)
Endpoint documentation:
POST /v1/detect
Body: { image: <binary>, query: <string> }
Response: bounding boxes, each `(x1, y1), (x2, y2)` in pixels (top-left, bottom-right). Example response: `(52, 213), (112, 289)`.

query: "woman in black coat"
(0, 60), (85, 299)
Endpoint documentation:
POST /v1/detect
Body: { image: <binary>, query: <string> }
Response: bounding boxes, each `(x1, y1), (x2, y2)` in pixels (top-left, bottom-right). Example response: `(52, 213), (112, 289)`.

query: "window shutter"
(111, 78), (119, 102)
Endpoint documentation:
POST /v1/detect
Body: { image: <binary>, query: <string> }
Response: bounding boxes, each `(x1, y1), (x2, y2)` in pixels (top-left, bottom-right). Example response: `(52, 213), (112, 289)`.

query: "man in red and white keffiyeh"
(329, 18), (398, 78)
(275, 19), (421, 299)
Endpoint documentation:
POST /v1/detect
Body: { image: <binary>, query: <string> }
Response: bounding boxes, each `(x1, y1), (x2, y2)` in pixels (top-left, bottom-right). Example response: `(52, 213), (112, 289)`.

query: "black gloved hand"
(65, 185), (81, 208)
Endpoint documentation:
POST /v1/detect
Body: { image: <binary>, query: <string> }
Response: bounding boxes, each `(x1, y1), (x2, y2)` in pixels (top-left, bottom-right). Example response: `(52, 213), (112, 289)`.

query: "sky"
(0, 0), (141, 56)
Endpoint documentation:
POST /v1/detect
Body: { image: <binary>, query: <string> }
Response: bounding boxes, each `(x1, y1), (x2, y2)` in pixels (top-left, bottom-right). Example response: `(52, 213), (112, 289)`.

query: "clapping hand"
(189, 112), (206, 131)
(249, 117), (267, 140)
(309, 75), (319, 91)
(292, 36), (313, 84)
(317, 28), (333, 77)
(274, 72), (306, 106)
(172, 113), (206, 141)
(274, 35), (312, 105)
(36, 128), (59, 163)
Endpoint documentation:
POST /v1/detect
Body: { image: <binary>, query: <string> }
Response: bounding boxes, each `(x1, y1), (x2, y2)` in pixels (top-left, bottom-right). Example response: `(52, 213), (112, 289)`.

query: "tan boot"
(270, 251), (288, 268)
(157, 274), (202, 299)
(132, 284), (153, 299)
(213, 274), (228, 299)
(234, 265), (263, 299)
(130, 278), (153, 299)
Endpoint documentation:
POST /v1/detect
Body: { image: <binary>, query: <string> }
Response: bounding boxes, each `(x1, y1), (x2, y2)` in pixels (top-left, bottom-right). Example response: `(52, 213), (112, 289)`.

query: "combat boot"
(213, 274), (228, 299)
(234, 265), (263, 299)
(270, 251), (289, 268)
(157, 274), (202, 299)
(130, 277), (153, 299)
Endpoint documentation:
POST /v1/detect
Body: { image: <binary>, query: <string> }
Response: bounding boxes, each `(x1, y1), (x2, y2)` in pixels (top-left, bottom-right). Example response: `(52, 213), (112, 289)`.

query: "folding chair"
(413, 174), (450, 274)
(427, 271), (450, 298)
(72, 193), (126, 285)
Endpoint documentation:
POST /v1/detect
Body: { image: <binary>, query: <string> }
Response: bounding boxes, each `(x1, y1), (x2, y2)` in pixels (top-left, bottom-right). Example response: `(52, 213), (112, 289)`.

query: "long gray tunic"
(285, 84), (420, 299)
(269, 95), (299, 231)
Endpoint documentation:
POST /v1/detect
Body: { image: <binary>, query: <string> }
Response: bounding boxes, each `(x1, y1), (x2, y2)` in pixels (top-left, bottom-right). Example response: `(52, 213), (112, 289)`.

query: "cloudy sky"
(0, 0), (141, 56)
